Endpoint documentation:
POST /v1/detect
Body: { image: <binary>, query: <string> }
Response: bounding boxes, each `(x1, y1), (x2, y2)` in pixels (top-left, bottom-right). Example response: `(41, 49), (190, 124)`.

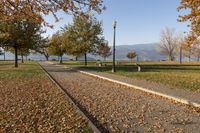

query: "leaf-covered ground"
(41, 62), (200, 132)
(0, 61), (92, 132)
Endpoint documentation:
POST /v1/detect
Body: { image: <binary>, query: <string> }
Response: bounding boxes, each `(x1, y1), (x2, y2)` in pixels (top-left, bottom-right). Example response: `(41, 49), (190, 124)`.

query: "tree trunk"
(84, 53), (87, 66)
(14, 46), (18, 68)
(197, 55), (200, 62)
(169, 55), (173, 61)
(45, 55), (49, 61)
(168, 55), (171, 61)
(188, 48), (191, 62)
(59, 55), (63, 64)
(75, 56), (78, 61)
(21, 55), (24, 63)
(168, 50), (174, 61)
(188, 55), (191, 62)
(180, 47), (182, 64)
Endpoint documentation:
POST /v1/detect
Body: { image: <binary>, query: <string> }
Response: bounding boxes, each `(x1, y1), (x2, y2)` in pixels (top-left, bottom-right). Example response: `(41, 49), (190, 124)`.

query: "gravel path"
(81, 71), (200, 104)
(41, 62), (200, 133)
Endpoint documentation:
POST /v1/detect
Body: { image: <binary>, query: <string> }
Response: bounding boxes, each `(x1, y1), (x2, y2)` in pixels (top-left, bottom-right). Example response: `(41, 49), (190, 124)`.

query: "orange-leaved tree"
(48, 32), (66, 64)
(178, 0), (200, 37)
(97, 40), (111, 60)
(127, 51), (137, 61)
(0, 0), (105, 25)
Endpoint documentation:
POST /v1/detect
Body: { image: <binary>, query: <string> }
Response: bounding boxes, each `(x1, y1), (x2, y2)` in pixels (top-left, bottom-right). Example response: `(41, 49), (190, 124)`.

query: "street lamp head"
(113, 20), (117, 28)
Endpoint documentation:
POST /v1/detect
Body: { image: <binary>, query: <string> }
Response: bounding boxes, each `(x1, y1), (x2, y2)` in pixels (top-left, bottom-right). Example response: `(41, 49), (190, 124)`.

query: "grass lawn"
(63, 60), (200, 91)
(0, 61), (92, 132)
(111, 65), (200, 91)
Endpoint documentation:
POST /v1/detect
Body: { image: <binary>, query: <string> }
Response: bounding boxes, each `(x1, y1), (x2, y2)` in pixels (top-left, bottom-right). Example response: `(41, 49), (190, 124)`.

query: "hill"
(0, 43), (166, 61)
(92, 43), (165, 61)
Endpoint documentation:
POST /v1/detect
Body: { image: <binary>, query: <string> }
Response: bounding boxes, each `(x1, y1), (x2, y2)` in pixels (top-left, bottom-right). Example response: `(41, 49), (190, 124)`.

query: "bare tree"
(156, 27), (177, 61)
(182, 45), (193, 62)
(191, 39), (200, 61)
(175, 33), (186, 64)
(34, 38), (50, 61)
(181, 34), (199, 62)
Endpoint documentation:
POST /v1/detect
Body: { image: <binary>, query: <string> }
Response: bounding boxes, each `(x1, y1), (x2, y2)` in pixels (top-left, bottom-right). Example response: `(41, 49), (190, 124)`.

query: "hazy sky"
(44, 0), (189, 46)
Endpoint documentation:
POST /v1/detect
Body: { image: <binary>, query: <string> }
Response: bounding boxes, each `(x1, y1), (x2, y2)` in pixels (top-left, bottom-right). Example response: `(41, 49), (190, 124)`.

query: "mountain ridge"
(0, 43), (166, 61)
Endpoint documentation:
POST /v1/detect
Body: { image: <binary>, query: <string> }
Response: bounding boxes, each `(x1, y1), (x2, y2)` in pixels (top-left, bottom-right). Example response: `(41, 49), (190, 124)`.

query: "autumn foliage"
(178, 0), (200, 37)
(0, 0), (104, 26)
(97, 41), (111, 60)
(127, 51), (137, 61)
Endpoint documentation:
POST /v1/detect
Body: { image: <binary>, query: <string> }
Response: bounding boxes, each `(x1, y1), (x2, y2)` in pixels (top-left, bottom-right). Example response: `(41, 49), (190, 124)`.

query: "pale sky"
(44, 0), (189, 46)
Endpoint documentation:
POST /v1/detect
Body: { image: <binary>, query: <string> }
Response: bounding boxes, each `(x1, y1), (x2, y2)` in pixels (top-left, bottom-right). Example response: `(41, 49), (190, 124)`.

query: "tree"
(97, 40), (111, 60)
(156, 27), (177, 61)
(0, 0), (104, 27)
(178, 0), (200, 37)
(182, 45), (194, 62)
(0, 48), (3, 55)
(0, 20), (43, 67)
(194, 46), (200, 61)
(127, 51), (137, 61)
(7, 47), (30, 63)
(183, 38), (200, 62)
(0, 47), (7, 60)
(19, 48), (29, 63)
(175, 33), (186, 64)
(180, 33), (198, 62)
(48, 32), (65, 64)
(63, 13), (103, 66)
(34, 38), (50, 61)
(193, 39), (200, 61)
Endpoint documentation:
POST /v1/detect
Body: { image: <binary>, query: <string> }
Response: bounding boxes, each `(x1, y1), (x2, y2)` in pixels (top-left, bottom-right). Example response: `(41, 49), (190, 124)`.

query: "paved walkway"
(40, 62), (200, 133)
(77, 68), (200, 105)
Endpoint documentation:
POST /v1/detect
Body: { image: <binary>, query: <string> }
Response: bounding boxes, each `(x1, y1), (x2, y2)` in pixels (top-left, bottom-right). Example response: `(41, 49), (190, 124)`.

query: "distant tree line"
(0, 13), (112, 67)
(156, 27), (200, 63)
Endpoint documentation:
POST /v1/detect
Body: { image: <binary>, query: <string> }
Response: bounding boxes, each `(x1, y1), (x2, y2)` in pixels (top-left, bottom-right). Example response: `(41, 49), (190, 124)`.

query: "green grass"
(63, 60), (200, 91)
(0, 61), (42, 79)
(113, 67), (200, 91)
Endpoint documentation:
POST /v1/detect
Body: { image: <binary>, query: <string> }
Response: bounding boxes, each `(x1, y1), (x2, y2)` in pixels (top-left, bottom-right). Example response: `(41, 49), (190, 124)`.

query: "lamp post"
(112, 20), (117, 72)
